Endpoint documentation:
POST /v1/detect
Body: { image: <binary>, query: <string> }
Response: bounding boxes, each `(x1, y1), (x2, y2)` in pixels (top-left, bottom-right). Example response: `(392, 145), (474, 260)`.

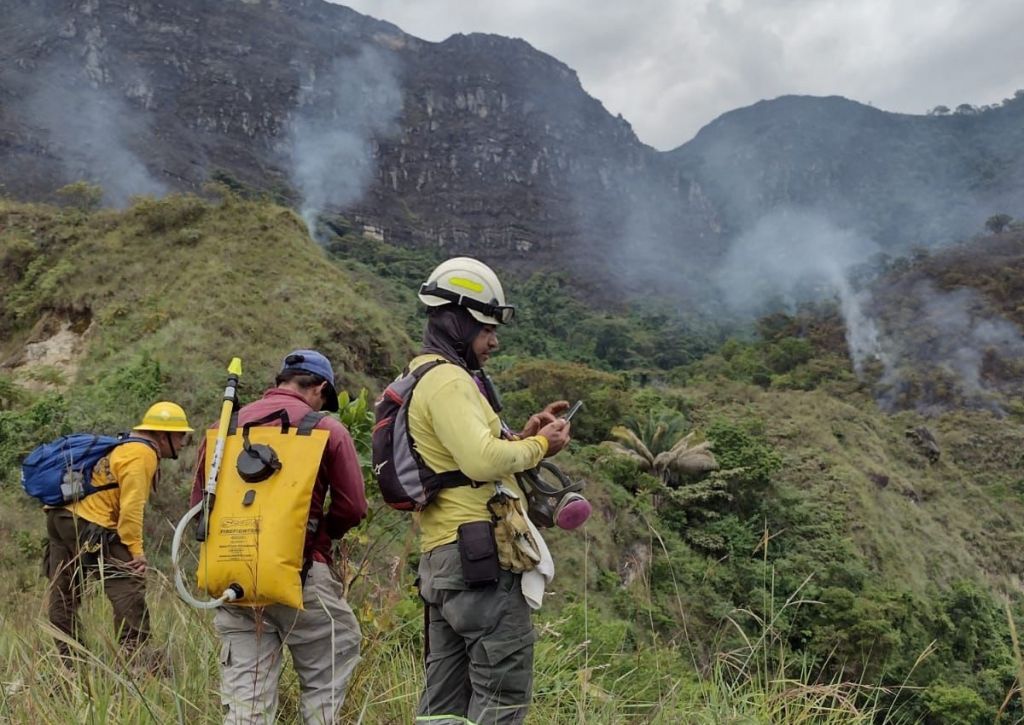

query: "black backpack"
(371, 360), (473, 510)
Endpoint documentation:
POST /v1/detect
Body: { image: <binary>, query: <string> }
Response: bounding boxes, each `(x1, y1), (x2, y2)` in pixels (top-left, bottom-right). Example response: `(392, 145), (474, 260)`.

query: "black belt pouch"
(457, 520), (500, 587)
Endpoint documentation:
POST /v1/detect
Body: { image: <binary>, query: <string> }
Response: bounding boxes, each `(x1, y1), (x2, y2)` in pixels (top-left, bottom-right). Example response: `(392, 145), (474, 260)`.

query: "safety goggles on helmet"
(419, 282), (516, 324)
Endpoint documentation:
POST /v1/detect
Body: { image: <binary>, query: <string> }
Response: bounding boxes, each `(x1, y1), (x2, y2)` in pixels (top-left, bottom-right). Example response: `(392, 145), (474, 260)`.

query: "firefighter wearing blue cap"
(190, 349), (366, 723)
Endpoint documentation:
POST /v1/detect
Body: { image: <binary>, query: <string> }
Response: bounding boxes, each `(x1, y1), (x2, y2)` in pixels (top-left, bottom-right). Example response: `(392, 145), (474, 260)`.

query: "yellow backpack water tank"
(197, 411), (329, 609)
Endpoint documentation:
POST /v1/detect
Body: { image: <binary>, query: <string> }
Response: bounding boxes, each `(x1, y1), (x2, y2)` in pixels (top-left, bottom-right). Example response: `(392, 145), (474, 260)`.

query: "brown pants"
(45, 508), (150, 657)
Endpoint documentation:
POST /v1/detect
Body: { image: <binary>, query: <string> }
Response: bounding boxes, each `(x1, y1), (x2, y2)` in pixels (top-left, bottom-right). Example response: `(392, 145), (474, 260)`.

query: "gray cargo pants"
(416, 543), (537, 725)
(214, 561), (361, 725)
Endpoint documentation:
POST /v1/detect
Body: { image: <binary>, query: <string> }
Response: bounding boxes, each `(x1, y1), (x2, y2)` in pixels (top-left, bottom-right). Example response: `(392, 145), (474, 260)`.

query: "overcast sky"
(336, 0), (1024, 150)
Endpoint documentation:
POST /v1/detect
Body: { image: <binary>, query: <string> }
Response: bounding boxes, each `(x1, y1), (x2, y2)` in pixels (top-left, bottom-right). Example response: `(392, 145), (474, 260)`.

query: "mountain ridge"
(1, 0), (1022, 299)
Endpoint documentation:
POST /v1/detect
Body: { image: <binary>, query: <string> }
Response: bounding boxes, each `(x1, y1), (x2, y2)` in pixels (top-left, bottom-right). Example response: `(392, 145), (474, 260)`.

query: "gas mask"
(517, 460), (592, 530)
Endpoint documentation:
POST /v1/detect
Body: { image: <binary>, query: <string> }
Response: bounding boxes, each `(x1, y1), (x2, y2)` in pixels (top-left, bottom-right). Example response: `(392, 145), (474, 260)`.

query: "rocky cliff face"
(0, 0), (722, 297)
(1, 0), (1021, 299)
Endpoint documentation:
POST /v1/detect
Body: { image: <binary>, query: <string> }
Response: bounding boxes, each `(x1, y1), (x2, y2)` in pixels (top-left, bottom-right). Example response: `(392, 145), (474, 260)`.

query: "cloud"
(334, 0), (1024, 149)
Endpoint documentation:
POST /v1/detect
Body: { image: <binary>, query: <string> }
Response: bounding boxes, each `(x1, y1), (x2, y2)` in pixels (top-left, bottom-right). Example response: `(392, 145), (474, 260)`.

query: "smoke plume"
(715, 208), (884, 374)
(287, 47), (404, 235)
(25, 65), (166, 207)
(875, 281), (1024, 413)
(714, 207), (1024, 411)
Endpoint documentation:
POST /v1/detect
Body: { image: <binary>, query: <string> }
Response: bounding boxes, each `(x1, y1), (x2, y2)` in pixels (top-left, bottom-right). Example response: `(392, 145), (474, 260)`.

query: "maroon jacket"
(190, 387), (367, 565)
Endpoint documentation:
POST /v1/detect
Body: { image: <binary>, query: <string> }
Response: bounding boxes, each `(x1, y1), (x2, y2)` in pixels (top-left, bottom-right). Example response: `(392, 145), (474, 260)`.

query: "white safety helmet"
(418, 256), (515, 325)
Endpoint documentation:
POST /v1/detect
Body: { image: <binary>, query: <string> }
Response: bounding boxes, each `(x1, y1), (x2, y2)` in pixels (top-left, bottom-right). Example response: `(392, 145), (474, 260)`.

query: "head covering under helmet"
(421, 305), (484, 369)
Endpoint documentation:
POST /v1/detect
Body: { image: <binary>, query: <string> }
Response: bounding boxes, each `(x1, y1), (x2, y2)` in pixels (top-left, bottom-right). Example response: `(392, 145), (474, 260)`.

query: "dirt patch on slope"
(3, 312), (93, 390)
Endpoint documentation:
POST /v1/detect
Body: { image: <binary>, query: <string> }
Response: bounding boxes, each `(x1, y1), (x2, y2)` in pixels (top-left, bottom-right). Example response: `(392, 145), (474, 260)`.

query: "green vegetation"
(2, 195), (1024, 722)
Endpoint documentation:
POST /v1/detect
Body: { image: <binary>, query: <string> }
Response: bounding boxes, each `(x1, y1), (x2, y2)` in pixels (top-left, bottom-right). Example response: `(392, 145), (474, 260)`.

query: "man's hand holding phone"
(537, 399), (581, 456)
(520, 399), (570, 438)
(538, 417), (571, 456)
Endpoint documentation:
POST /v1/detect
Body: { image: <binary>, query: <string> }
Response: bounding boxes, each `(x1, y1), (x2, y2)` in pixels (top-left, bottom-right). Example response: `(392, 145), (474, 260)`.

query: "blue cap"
(281, 349), (339, 412)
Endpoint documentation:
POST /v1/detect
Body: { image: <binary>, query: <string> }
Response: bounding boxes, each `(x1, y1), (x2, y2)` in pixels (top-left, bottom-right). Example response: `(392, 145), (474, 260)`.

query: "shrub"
(985, 213), (1012, 234)
(706, 418), (783, 490)
(56, 181), (103, 211)
(131, 194), (207, 233)
(67, 353), (164, 432)
(0, 391), (70, 486)
(494, 360), (631, 442)
(921, 684), (991, 724)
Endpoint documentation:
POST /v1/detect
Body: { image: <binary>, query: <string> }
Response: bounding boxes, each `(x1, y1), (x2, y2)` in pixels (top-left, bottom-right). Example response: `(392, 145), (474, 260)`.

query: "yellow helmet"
(134, 401), (194, 432)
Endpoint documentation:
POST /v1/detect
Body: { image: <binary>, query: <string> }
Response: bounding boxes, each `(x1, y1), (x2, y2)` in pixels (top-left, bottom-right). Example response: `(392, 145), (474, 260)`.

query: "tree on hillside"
(56, 181), (103, 211)
(603, 412), (718, 487)
(985, 213), (1013, 234)
(927, 105), (951, 116)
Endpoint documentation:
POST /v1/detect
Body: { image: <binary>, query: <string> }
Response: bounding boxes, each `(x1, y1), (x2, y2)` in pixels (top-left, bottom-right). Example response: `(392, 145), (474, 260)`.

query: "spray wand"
(171, 357), (244, 609)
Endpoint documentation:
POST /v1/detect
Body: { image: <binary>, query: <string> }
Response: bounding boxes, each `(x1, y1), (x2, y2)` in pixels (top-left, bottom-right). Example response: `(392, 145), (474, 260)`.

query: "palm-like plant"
(604, 411), (718, 486)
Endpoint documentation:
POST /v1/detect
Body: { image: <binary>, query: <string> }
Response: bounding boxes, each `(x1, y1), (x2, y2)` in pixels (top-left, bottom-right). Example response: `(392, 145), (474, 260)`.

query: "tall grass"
(0, 523), (924, 724)
(998, 600), (1024, 720)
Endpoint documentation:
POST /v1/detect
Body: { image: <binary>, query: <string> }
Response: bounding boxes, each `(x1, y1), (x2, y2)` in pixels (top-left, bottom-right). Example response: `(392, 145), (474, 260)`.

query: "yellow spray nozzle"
(228, 357), (243, 376)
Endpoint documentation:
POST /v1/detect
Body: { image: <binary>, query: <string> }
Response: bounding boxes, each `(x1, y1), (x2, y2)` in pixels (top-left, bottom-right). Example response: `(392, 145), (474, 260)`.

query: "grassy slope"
(695, 381), (1023, 586)
(1, 193), (414, 403)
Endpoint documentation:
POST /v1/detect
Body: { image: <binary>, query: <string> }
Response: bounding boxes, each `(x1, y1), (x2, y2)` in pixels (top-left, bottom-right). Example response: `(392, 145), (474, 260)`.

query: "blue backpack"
(21, 433), (157, 506)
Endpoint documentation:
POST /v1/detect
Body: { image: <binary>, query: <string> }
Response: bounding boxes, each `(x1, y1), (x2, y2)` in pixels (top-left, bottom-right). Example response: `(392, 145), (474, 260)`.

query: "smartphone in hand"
(561, 400), (583, 423)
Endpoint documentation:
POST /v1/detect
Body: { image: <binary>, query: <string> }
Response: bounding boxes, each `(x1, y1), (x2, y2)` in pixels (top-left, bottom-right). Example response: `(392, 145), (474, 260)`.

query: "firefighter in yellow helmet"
(45, 401), (193, 666)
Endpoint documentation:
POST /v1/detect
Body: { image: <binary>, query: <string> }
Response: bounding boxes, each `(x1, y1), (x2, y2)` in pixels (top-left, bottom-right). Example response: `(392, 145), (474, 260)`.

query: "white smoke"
(287, 47), (404, 235)
(714, 208), (885, 374)
(876, 281), (1024, 412)
(834, 276), (888, 376)
(25, 66), (166, 207)
(715, 208), (1024, 411)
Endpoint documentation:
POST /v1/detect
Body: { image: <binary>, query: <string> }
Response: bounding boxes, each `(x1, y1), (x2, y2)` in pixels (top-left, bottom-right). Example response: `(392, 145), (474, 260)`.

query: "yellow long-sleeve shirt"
(65, 441), (158, 557)
(407, 354), (548, 552)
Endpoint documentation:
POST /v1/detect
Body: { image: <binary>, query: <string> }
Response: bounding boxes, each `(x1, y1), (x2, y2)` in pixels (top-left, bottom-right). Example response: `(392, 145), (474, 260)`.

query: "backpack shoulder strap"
(242, 409), (292, 433)
(404, 360), (476, 489)
(116, 434), (159, 455)
(297, 411), (327, 436)
(409, 359), (448, 382)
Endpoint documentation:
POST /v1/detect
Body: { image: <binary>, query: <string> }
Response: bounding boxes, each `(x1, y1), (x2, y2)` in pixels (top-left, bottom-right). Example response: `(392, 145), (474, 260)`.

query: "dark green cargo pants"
(45, 508), (150, 658)
(416, 543), (537, 725)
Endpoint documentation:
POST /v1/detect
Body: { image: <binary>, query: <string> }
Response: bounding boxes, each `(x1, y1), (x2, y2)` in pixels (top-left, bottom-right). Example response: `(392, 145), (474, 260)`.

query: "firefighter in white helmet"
(417, 256), (517, 325)
(408, 257), (571, 724)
